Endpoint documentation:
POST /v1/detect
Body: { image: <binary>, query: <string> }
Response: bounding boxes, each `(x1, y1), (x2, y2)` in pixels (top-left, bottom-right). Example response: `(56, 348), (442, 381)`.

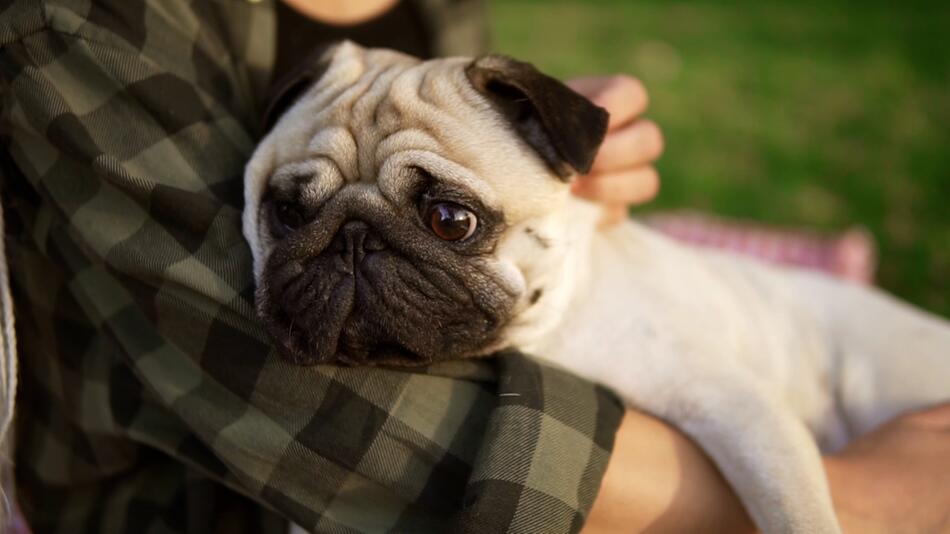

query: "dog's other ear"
(260, 43), (338, 135)
(466, 55), (609, 179)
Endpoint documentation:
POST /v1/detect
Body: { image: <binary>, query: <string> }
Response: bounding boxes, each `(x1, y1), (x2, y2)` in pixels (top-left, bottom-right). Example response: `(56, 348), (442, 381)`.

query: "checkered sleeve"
(0, 1), (624, 533)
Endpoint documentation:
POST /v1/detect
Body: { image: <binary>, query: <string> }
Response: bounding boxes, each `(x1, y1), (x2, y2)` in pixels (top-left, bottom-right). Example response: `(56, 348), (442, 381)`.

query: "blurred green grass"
(488, 0), (950, 317)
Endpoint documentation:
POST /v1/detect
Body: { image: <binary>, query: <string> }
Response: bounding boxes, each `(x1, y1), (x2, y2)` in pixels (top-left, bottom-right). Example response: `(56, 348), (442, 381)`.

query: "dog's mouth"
(260, 262), (418, 366)
(262, 277), (457, 367)
(349, 340), (427, 366)
(258, 257), (506, 367)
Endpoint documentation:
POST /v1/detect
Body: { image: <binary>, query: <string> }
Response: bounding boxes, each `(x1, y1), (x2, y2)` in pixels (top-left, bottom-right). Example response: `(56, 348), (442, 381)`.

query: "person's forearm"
(582, 410), (755, 533)
(584, 405), (950, 533)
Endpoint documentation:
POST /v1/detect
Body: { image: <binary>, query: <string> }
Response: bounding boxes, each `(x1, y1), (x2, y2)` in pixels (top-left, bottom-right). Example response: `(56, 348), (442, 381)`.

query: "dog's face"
(244, 42), (608, 365)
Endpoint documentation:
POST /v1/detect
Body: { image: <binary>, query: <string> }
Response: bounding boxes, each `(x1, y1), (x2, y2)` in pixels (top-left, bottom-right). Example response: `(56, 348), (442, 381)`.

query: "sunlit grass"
(489, 0), (950, 316)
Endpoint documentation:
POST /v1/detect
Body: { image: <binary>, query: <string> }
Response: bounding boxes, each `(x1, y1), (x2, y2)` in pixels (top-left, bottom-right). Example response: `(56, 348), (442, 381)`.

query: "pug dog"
(244, 41), (950, 534)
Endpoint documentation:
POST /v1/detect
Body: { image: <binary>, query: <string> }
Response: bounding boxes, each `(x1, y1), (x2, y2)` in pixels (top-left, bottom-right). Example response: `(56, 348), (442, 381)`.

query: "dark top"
(0, 1), (623, 532)
(274, 0), (432, 84)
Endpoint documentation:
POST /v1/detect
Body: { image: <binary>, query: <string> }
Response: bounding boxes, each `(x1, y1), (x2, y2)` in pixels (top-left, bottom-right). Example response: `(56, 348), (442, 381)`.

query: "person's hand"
(825, 403), (950, 534)
(567, 76), (664, 227)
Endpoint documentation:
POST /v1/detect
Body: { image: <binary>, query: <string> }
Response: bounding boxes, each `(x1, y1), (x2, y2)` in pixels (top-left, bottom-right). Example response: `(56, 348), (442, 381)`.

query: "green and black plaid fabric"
(0, 1), (624, 533)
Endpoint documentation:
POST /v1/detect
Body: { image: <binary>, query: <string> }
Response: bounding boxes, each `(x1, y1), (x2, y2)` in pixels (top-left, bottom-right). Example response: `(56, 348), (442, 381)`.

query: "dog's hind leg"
(793, 272), (950, 438)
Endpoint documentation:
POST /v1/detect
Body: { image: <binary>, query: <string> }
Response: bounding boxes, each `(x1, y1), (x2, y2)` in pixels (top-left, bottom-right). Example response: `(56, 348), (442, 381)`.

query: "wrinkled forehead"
(254, 47), (561, 217)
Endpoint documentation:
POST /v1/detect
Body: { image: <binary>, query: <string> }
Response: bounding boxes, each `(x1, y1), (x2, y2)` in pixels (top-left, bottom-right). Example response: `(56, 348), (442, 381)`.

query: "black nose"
(331, 220), (385, 272)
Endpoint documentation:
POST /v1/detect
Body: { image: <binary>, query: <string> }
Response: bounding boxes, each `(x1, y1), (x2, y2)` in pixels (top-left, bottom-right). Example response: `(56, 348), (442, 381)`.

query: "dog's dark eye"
(272, 202), (307, 237)
(427, 202), (477, 241)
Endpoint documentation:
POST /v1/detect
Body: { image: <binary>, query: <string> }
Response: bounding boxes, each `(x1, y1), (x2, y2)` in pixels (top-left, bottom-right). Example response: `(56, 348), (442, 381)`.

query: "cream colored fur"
(247, 43), (950, 534)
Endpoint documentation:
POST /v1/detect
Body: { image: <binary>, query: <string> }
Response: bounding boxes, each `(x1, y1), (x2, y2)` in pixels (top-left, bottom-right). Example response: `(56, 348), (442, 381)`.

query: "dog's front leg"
(598, 365), (843, 534)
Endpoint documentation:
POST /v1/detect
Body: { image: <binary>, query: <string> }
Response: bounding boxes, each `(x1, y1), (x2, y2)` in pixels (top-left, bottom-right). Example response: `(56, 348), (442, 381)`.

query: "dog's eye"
(271, 202), (307, 237)
(427, 202), (477, 241)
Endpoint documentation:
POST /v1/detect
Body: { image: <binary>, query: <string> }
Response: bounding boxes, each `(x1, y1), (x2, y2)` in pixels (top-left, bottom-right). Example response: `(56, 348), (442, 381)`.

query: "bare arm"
(583, 404), (950, 533)
(582, 410), (755, 533)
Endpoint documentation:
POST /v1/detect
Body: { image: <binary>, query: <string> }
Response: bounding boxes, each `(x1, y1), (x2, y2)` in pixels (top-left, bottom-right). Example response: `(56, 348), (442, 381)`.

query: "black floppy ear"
(260, 44), (336, 135)
(466, 55), (609, 179)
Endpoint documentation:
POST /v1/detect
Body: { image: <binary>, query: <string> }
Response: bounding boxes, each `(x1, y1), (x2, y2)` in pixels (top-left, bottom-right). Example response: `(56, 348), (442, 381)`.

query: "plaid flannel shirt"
(0, 1), (624, 532)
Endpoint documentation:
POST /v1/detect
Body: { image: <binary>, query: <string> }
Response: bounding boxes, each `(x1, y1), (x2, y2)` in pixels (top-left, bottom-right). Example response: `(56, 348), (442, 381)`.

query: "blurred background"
(487, 0), (950, 317)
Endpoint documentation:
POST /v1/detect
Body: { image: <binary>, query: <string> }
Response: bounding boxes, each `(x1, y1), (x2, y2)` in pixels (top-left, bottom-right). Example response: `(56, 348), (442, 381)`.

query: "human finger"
(572, 166), (661, 206)
(567, 75), (649, 131)
(590, 119), (665, 174)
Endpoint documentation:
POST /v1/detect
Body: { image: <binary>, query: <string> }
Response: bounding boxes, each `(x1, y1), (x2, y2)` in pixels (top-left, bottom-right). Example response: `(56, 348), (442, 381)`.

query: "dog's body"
(245, 42), (950, 534)
(528, 201), (950, 531)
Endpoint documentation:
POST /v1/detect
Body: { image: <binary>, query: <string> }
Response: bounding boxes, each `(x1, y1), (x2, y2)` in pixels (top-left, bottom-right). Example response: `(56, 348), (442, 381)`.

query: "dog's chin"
(257, 248), (516, 367)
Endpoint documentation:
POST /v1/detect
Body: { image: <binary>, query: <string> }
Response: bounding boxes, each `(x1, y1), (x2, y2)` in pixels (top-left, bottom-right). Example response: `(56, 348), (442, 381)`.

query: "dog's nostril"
(340, 220), (370, 238)
(330, 220), (367, 250)
(363, 233), (386, 251)
(332, 220), (386, 261)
